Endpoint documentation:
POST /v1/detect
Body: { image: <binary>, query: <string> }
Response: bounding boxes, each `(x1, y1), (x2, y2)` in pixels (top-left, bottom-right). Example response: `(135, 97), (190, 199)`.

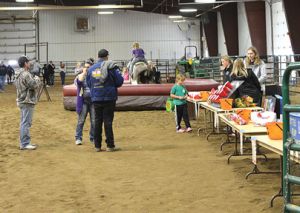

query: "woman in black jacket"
(231, 58), (262, 106)
(221, 55), (233, 84)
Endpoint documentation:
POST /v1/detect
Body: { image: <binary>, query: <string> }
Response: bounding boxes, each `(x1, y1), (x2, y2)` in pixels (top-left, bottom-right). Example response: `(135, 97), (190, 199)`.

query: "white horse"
(130, 61), (155, 85)
(130, 61), (155, 84)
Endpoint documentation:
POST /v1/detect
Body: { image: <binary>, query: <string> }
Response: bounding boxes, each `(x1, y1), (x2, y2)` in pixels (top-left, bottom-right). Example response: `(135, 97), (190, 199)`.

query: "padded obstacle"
(63, 79), (219, 111)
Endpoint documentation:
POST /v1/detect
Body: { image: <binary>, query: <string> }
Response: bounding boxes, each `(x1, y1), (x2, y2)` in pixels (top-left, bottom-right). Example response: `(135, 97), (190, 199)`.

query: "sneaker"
(95, 148), (101, 152)
(106, 147), (121, 152)
(176, 129), (185, 133)
(75, 139), (82, 145)
(186, 127), (193, 132)
(20, 144), (37, 150)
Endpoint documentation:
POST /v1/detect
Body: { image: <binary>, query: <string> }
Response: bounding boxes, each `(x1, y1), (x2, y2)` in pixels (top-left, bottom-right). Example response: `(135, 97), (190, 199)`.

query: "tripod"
(37, 83), (51, 102)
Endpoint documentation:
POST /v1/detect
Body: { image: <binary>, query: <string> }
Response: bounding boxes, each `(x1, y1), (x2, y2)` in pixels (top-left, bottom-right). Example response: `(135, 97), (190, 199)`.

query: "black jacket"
(231, 68), (262, 104)
(0, 65), (7, 76)
(222, 64), (232, 84)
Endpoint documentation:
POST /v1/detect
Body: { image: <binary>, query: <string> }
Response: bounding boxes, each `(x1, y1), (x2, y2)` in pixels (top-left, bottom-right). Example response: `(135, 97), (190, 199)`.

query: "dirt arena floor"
(0, 84), (285, 212)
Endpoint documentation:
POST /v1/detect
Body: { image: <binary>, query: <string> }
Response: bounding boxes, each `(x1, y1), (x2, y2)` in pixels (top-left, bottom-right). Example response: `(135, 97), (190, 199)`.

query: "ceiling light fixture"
(195, 0), (216, 3)
(173, 20), (186, 23)
(0, 2), (142, 11)
(16, 0), (34, 2)
(98, 11), (114, 15)
(179, 8), (197, 13)
(98, 4), (134, 9)
(168, 15), (183, 19)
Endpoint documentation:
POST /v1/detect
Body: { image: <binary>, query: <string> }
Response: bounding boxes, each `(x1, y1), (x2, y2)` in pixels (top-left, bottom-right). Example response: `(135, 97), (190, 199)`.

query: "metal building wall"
(0, 10), (36, 63)
(39, 10), (200, 61)
(237, 2), (252, 55)
(217, 11), (227, 56)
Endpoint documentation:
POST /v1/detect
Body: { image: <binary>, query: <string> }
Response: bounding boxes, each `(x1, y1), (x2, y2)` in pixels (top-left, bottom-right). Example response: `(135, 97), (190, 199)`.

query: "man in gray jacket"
(15, 56), (42, 150)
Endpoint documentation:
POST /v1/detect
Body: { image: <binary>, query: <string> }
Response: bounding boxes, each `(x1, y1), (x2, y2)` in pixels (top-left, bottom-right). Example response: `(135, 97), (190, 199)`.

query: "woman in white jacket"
(244, 46), (266, 93)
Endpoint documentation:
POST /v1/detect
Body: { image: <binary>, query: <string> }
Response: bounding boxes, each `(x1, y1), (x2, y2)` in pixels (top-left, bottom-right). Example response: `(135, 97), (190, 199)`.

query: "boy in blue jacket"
(86, 49), (124, 152)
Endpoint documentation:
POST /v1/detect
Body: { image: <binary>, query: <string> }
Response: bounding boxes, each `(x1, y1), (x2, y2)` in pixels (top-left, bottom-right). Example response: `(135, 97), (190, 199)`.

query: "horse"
(130, 61), (155, 85)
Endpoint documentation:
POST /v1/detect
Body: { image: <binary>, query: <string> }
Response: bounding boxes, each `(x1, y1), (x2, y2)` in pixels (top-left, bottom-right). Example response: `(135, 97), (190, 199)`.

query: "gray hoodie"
(15, 68), (42, 106)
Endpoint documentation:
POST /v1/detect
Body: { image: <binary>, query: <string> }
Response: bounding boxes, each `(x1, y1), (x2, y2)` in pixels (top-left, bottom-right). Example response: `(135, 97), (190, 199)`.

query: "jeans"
(175, 103), (191, 130)
(75, 101), (95, 142)
(60, 72), (65, 85)
(0, 75), (5, 91)
(19, 104), (34, 148)
(93, 101), (116, 149)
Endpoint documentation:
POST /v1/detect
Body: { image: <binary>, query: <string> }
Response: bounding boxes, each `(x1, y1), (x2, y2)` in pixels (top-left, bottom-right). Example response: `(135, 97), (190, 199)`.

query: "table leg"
(240, 133), (244, 155)
(270, 188), (282, 208)
(206, 112), (227, 141)
(245, 164), (280, 179)
(220, 125), (235, 151)
(257, 146), (268, 162)
(227, 131), (239, 164)
(197, 109), (210, 136)
(227, 132), (264, 164)
(194, 102), (198, 119)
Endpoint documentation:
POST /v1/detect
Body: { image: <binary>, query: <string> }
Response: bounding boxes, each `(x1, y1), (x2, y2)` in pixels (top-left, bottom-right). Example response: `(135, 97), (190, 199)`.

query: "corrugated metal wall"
(0, 10), (36, 62)
(217, 12), (227, 56)
(237, 2), (252, 55)
(217, 2), (252, 55)
(39, 10), (200, 61)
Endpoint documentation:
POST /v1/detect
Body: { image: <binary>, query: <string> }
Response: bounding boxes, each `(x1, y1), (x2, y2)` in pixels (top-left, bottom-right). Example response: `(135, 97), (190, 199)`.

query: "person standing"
(15, 56), (42, 150)
(0, 61), (7, 92)
(170, 74), (192, 133)
(32, 60), (41, 77)
(59, 62), (66, 85)
(75, 58), (95, 145)
(74, 62), (83, 75)
(86, 49), (124, 152)
(220, 55), (233, 84)
(231, 58), (262, 105)
(47, 61), (55, 86)
(42, 64), (49, 86)
(6, 65), (14, 84)
(245, 46), (266, 105)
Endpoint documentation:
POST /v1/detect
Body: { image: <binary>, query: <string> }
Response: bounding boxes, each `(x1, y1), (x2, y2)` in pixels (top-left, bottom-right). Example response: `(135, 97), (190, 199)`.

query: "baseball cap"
(98, 49), (109, 58)
(18, 55), (30, 68)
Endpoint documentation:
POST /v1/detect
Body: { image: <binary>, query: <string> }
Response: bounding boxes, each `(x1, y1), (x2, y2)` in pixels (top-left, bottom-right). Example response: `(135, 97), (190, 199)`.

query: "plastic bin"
(220, 98), (233, 110)
(290, 112), (300, 143)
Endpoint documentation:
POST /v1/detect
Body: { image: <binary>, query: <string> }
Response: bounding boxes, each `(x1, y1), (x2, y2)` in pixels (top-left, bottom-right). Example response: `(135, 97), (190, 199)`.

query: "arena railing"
(38, 59), (178, 84)
(40, 55), (300, 86)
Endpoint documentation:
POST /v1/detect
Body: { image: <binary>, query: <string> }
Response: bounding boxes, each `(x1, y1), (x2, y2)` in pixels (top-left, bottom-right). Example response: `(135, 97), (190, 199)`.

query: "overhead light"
(195, 0), (216, 3)
(98, 11), (114, 15)
(169, 15), (183, 19)
(0, 4), (139, 11)
(16, 0), (34, 2)
(179, 8), (197, 13)
(173, 20), (186, 23)
(98, 4), (134, 9)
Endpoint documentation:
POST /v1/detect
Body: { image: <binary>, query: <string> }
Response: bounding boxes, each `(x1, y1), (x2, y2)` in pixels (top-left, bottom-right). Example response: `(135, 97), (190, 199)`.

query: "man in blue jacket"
(86, 49), (124, 152)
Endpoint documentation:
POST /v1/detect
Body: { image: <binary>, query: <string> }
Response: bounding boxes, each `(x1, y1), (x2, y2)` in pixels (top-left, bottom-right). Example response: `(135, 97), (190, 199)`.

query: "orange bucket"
(236, 109), (252, 123)
(266, 122), (283, 140)
(220, 98), (233, 110)
(200, 91), (210, 101)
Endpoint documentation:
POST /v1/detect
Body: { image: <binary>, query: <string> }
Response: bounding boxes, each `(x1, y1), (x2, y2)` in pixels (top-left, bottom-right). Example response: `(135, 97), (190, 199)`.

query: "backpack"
(92, 61), (119, 84)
